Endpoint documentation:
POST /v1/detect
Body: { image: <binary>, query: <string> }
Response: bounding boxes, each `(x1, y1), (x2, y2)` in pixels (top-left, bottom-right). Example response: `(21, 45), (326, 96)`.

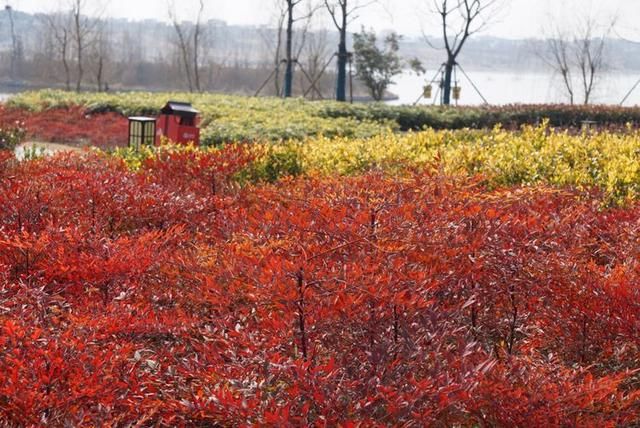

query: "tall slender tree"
(324, 0), (376, 102)
(284, 1), (301, 97)
(5, 4), (22, 80)
(270, 6), (287, 96)
(193, 0), (205, 92)
(430, 0), (501, 105)
(542, 15), (614, 105)
(44, 12), (73, 90)
(280, 0), (319, 97)
(545, 29), (575, 104)
(301, 28), (331, 99)
(574, 17), (613, 105)
(70, 0), (105, 92)
(168, 0), (206, 93)
(91, 20), (112, 91)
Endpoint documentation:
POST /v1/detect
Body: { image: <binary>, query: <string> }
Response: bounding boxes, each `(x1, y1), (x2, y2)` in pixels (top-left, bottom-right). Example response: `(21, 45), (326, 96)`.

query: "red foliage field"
(1, 149), (640, 425)
(0, 106), (127, 148)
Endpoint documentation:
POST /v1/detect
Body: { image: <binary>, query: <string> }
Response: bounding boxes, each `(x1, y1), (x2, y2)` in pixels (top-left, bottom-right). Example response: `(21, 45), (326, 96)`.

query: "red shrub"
(0, 106), (128, 148)
(0, 154), (639, 425)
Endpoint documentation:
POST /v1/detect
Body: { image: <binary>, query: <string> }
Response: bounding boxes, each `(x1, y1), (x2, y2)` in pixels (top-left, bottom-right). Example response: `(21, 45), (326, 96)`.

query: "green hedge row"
(318, 103), (640, 131)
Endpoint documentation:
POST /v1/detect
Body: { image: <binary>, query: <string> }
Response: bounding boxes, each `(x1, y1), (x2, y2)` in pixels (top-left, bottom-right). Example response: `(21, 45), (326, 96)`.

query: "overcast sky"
(5, 0), (639, 39)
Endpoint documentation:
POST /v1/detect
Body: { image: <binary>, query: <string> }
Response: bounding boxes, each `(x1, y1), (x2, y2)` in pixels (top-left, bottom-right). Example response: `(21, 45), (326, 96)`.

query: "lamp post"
(128, 117), (156, 151)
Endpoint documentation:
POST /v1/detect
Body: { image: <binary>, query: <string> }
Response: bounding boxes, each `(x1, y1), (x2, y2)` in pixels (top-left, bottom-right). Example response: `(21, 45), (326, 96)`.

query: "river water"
(388, 70), (640, 106)
(3, 72), (640, 106)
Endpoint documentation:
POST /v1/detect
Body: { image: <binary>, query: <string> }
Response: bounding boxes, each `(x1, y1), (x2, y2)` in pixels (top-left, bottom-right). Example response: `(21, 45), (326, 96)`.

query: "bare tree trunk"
(546, 34), (575, 104)
(175, 24), (194, 92)
(73, 1), (84, 92)
(292, 2), (315, 95)
(284, 0), (295, 97)
(431, 0), (502, 105)
(6, 5), (18, 80)
(335, 1), (348, 102)
(443, 57), (454, 106)
(169, 2), (195, 92)
(44, 12), (73, 91)
(273, 7), (286, 96)
(62, 31), (71, 91)
(303, 29), (330, 99)
(193, 0), (205, 92)
(96, 55), (104, 91)
(563, 70), (575, 105)
(580, 55), (594, 105)
(326, 0), (374, 102)
(576, 18), (609, 105)
(543, 15), (612, 105)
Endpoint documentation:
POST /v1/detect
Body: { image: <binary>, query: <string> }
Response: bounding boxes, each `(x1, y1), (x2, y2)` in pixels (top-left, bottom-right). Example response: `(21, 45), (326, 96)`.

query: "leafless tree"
(272, 6), (287, 95)
(70, 0), (106, 92)
(575, 18), (612, 105)
(259, 4), (285, 96)
(302, 29), (330, 77)
(43, 12), (73, 90)
(5, 4), (22, 80)
(428, 0), (503, 105)
(71, 0), (89, 91)
(258, 0), (317, 96)
(280, 0), (321, 97)
(301, 28), (331, 99)
(34, 19), (57, 73)
(168, 0), (206, 93)
(91, 20), (112, 91)
(169, 7), (194, 91)
(543, 15), (614, 105)
(283, 0), (302, 97)
(324, 0), (377, 101)
(193, 0), (205, 92)
(546, 28), (575, 104)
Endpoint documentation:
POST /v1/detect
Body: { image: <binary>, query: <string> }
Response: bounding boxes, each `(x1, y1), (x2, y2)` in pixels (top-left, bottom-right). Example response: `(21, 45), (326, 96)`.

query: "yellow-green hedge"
(258, 123), (640, 203)
(111, 122), (640, 204)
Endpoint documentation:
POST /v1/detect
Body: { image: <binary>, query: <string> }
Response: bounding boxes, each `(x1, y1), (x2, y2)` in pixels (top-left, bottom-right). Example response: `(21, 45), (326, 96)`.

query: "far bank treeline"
(7, 91), (640, 145)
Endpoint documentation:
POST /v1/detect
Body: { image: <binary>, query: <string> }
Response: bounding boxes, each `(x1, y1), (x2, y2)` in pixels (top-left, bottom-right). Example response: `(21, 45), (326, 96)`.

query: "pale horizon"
(4, 0), (639, 40)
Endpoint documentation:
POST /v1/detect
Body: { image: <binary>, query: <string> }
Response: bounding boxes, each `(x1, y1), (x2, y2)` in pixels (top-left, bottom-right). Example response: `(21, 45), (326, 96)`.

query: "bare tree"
(91, 20), (112, 91)
(258, 0), (317, 97)
(256, 1), (286, 95)
(543, 15), (614, 105)
(546, 28), (575, 104)
(5, 4), (22, 80)
(324, 0), (376, 102)
(72, 0), (87, 91)
(193, 0), (205, 92)
(429, 0), (502, 105)
(272, 7), (286, 95)
(168, 0), (206, 93)
(281, 0), (320, 97)
(34, 18), (58, 76)
(169, 6), (194, 92)
(301, 28), (331, 99)
(43, 12), (73, 90)
(292, 2), (320, 92)
(70, 0), (105, 92)
(284, 0), (301, 97)
(575, 18), (612, 105)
